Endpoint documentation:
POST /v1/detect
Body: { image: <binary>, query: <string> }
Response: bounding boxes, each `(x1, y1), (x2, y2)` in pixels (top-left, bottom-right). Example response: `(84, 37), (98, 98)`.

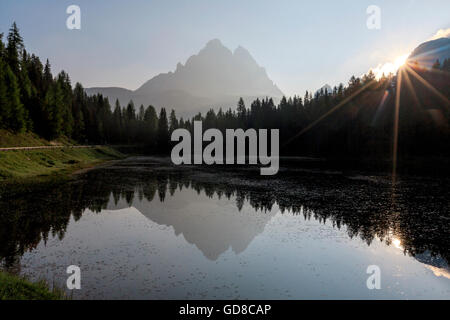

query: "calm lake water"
(1, 157), (449, 299)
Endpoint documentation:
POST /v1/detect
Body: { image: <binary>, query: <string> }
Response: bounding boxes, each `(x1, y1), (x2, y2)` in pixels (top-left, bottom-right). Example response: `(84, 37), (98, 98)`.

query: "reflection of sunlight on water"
(388, 235), (450, 281)
(384, 231), (404, 251)
(425, 265), (450, 280)
(392, 238), (403, 250)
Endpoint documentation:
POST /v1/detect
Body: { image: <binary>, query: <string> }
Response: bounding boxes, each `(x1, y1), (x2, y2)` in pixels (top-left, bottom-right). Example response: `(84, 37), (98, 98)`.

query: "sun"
(372, 53), (410, 80)
(392, 238), (403, 249)
(394, 54), (409, 69)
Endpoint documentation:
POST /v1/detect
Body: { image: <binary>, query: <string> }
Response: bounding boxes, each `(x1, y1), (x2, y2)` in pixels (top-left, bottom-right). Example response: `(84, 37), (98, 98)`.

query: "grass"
(0, 133), (124, 299)
(0, 271), (66, 300)
(0, 146), (123, 180)
(0, 129), (75, 148)
(0, 146), (125, 196)
(0, 129), (120, 186)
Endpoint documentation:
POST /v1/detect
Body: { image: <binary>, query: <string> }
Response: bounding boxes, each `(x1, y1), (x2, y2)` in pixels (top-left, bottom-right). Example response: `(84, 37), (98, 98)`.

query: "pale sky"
(1, 0), (449, 96)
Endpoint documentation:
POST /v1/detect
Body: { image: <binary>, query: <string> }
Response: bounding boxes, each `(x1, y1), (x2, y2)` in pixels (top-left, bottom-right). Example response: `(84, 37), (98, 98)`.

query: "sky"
(1, 0), (449, 96)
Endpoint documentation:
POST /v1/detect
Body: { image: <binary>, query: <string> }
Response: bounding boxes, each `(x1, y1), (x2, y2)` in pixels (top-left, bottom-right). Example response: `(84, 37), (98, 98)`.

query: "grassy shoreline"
(0, 146), (125, 196)
(0, 271), (66, 300)
(0, 144), (125, 299)
(0, 129), (75, 148)
(0, 129), (124, 185)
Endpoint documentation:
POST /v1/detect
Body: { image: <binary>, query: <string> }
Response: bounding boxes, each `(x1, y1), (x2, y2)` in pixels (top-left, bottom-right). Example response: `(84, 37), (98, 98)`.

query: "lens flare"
(372, 54), (409, 80)
(394, 54), (409, 69)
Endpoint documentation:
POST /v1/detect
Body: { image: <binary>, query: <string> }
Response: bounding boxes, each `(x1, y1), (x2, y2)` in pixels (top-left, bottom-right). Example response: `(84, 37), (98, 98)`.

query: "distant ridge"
(86, 39), (284, 116)
(315, 84), (333, 96)
(409, 37), (450, 68)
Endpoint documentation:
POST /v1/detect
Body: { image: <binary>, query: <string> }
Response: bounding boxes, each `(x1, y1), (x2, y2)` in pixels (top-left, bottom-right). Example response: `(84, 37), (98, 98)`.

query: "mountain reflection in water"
(0, 157), (449, 298)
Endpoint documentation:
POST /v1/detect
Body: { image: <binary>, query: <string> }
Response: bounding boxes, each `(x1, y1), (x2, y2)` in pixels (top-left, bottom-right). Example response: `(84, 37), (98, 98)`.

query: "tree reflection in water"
(0, 157), (448, 273)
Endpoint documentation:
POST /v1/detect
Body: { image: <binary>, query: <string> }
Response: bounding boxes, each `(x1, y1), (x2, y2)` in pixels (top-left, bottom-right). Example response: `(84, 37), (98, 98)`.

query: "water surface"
(1, 157), (449, 299)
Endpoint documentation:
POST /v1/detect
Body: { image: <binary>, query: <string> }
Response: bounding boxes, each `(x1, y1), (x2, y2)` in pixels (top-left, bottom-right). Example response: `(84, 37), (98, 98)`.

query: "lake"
(1, 156), (449, 299)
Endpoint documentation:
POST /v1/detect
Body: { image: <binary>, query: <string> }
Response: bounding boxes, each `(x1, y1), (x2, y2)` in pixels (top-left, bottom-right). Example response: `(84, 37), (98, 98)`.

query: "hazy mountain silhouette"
(86, 39), (283, 116)
(409, 37), (450, 68)
(315, 84), (332, 96)
(106, 191), (277, 261)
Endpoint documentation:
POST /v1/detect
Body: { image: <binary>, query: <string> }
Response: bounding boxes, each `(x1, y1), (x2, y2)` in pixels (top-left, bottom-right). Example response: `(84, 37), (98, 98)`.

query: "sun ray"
(283, 80), (376, 147)
(404, 64), (450, 107)
(372, 54), (409, 80)
(407, 42), (450, 69)
(402, 67), (421, 109)
(418, 64), (448, 76)
(392, 68), (403, 184)
(371, 90), (390, 126)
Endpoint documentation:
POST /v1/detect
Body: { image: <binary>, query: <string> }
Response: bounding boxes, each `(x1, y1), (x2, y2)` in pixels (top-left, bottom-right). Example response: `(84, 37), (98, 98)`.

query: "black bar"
(1, 300), (448, 318)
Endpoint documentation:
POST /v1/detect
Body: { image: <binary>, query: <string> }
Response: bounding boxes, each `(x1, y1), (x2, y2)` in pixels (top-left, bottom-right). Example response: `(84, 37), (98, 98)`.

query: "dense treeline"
(180, 63), (449, 158)
(0, 23), (166, 147)
(1, 23), (449, 158)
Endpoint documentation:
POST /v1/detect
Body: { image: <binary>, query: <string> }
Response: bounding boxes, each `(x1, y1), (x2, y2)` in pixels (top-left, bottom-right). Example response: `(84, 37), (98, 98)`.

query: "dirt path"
(0, 145), (102, 151)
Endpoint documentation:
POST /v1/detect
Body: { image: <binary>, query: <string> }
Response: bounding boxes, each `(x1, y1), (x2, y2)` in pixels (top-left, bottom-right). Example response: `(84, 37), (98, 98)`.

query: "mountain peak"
(196, 39), (233, 59)
(234, 45), (256, 64)
(315, 84), (333, 95)
(88, 39), (284, 116)
(204, 39), (225, 49)
(234, 45), (249, 55)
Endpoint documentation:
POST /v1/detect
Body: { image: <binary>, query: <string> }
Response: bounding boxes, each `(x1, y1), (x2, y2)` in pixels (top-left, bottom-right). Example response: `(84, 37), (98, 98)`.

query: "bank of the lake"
(0, 271), (65, 300)
(0, 133), (124, 299)
(0, 146), (124, 195)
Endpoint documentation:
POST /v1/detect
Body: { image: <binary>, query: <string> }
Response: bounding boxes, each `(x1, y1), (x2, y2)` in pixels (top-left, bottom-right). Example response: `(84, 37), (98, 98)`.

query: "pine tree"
(432, 59), (441, 70)
(442, 58), (450, 72)
(0, 34), (6, 128)
(126, 100), (136, 121)
(4, 64), (26, 132)
(362, 70), (375, 85)
(0, 32), (4, 58)
(43, 81), (64, 139)
(56, 71), (74, 137)
(204, 109), (217, 130)
(138, 104), (145, 121)
(18, 49), (34, 130)
(6, 22), (24, 75)
(112, 99), (123, 143)
(144, 105), (158, 146)
(0, 62), (7, 128)
(72, 83), (86, 142)
(236, 97), (246, 127)
(169, 109), (178, 133)
(157, 108), (169, 151)
(43, 59), (52, 93)
(144, 105), (157, 125)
